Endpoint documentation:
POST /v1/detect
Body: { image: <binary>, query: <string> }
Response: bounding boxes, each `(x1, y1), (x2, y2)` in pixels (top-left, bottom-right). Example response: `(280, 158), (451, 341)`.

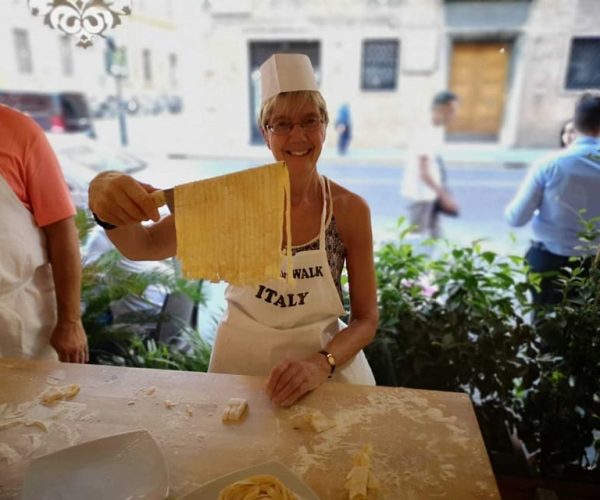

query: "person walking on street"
(335, 103), (352, 156)
(505, 92), (600, 308)
(0, 104), (88, 362)
(401, 91), (460, 238)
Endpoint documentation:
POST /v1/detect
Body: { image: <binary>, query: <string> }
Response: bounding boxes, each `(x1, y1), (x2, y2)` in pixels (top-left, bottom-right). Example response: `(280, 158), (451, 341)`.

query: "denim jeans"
(525, 242), (590, 307)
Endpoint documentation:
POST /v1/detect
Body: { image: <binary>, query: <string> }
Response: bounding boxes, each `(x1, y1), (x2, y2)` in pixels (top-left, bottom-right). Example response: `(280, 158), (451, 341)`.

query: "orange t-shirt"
(0, 104), (75, 227)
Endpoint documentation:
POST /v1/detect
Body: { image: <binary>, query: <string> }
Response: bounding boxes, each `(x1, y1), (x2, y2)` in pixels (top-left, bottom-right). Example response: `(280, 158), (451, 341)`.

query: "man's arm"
(43, 216), (88, 363)
(418, 155), (443, 195)
(505, 161), (546, 227)
(419, 155), (459, 213)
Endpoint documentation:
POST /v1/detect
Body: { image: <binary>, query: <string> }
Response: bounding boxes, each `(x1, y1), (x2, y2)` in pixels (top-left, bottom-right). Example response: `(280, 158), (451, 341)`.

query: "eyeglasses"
(266, 116), (324, 135)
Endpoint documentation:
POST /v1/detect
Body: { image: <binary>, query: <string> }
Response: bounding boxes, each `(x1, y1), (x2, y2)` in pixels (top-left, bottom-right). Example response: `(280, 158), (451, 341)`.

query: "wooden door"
(448, 41), (510, 141)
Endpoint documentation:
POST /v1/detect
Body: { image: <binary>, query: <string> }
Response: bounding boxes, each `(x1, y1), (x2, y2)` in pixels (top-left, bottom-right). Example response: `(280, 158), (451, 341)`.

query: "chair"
(154, 291), (200, 346)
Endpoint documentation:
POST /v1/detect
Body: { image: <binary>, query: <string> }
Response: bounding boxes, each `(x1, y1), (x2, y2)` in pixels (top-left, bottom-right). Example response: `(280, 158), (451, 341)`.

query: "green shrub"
(368, 218), (599, 478)
(516, 216), (600, 475)
(76, 209), (212, 372)
(368, 221), (537, 455)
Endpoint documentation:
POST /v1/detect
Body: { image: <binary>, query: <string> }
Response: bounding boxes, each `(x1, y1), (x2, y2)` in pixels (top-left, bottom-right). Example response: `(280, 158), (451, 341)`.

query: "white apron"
(0, 175), (58, 360)
(209, 176), (375, 385)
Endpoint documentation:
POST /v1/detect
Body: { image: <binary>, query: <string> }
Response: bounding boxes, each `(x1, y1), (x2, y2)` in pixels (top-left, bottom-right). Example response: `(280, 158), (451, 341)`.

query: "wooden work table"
(0, 358), (500, 499)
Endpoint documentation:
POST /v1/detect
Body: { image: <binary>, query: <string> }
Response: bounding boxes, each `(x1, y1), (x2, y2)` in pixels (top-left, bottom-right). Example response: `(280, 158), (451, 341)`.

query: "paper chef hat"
(260, 53), (319, 103)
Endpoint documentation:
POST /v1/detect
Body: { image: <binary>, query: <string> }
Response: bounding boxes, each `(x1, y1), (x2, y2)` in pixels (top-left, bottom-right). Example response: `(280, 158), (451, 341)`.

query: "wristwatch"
(92, 211), (117, 230)
(318, 350), (336, 378)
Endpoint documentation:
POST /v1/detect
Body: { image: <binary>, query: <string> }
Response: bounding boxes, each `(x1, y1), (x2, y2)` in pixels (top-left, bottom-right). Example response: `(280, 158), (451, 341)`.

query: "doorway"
(447, 41), (511, 142)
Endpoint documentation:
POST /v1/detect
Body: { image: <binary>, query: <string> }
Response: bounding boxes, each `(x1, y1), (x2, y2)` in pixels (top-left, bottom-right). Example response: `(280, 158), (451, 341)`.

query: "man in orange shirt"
(0, 104), (88, 363)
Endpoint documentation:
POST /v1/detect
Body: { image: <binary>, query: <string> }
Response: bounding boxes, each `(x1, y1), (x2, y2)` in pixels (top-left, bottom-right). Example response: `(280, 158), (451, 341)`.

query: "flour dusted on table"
(290, 410), (336, 433)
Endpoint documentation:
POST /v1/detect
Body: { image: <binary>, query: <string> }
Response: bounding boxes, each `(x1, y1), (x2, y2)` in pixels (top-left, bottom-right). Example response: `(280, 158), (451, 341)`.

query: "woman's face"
(562, 121), (576, 147)
(263, 99), (326, 174)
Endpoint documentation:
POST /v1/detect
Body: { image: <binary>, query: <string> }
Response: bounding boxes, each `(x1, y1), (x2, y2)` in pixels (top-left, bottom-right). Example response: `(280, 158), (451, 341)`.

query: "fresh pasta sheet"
(218, 474), (298, 500)
(174, 162), (292, 286)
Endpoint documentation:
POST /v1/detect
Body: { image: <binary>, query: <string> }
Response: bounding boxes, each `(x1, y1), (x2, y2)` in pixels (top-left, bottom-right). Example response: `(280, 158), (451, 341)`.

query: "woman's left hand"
(266, 355), (330, 407)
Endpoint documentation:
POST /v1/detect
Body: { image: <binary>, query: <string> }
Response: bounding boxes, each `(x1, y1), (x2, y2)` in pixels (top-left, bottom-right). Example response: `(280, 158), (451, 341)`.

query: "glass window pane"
(361, 40), (399, 91)
(566, 38), (600, 90)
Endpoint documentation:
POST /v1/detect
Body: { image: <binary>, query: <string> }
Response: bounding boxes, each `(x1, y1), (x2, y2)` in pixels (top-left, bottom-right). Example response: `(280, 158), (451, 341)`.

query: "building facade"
(0, 0), (598, 151)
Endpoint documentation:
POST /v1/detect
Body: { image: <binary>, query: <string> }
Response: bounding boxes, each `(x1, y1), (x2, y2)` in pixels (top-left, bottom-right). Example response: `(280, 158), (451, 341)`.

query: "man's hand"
(50, 319), (89, 364)
(265, 354), (330, 407)
(89, 171), (160, 226)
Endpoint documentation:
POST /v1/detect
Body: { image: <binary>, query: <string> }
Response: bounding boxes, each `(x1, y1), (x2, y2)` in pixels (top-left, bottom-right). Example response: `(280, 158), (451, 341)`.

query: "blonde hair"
(258, 90), (329, 133)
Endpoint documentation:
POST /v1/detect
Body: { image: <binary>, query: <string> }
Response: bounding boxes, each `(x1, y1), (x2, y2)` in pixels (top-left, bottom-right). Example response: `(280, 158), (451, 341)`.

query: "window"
(361, 39), (399, 91)
(59, 36), (74, 76)
(142, 49), (152, 83)
(13, 29), (33, 74)
(566, 38), (600, 90)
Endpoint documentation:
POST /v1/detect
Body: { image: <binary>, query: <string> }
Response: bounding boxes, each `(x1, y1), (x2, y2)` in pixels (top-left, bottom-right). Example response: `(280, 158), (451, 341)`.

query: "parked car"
(0, 91), (95, 137)
(47, 134), (147, 208)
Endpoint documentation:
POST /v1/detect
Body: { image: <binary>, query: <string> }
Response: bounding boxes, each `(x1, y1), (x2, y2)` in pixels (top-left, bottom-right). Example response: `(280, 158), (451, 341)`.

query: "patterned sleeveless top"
(290, 178), (346, 302)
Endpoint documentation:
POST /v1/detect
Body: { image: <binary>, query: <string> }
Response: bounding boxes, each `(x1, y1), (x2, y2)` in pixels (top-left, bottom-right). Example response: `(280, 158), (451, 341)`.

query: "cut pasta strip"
(345, 444), (381, 500)
(39, 384), (80, 406)
(218, 474), (298, 500)
(174, 161), (292, 286)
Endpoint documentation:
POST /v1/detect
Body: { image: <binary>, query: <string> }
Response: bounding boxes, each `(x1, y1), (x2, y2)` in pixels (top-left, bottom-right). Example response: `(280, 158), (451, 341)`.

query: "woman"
(88, 54), (378, 407)
(560, 119), (576, 148)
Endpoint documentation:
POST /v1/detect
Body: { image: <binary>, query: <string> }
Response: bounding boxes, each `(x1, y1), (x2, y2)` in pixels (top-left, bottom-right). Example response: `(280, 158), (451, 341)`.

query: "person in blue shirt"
(505, 92), (600, 307)
(335, 103), (352, 155)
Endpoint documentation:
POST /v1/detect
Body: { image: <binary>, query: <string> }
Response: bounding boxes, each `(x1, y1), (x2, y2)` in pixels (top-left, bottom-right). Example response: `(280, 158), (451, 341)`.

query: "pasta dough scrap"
(222, 398), (248, 423)
(0, 442), (22, 465)
(39, 384), (80, 406)
(290, 410), (336, 433)
(175, 161), (293, 286)
(345, 444), (381, 499)
(218, 474), (298, 500)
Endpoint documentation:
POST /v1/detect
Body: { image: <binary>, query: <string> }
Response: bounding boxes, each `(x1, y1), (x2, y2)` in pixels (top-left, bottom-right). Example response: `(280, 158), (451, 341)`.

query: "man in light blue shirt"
(505, 92), (600, 306)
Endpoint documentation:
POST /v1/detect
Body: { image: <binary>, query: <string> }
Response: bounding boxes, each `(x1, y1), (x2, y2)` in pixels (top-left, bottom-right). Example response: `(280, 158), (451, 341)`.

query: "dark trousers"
(525, 242), (591, 307)
(337, 130), (351, 155)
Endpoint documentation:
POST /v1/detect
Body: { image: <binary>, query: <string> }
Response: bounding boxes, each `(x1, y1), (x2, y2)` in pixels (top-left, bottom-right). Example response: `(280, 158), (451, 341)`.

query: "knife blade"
(150, 189), (175, 213)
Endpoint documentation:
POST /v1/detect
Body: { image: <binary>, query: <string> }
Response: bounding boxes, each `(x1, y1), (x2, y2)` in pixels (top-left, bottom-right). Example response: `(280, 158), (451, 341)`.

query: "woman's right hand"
(89, 171), (161, 226)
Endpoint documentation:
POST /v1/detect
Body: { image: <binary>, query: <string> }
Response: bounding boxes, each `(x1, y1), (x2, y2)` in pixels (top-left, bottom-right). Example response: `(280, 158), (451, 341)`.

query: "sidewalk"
(94, 116), (553, 169)
(168, 144), (551, 169)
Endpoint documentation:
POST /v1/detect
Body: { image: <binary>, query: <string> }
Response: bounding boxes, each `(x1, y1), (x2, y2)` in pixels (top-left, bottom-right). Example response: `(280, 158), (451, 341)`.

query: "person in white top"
(87, 54), (378, 407)
(401, 91), (460, 238)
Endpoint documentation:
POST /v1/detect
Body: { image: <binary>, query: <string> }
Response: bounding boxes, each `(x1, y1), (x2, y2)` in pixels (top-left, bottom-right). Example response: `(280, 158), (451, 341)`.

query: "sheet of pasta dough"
(175, 162), (291, 286)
